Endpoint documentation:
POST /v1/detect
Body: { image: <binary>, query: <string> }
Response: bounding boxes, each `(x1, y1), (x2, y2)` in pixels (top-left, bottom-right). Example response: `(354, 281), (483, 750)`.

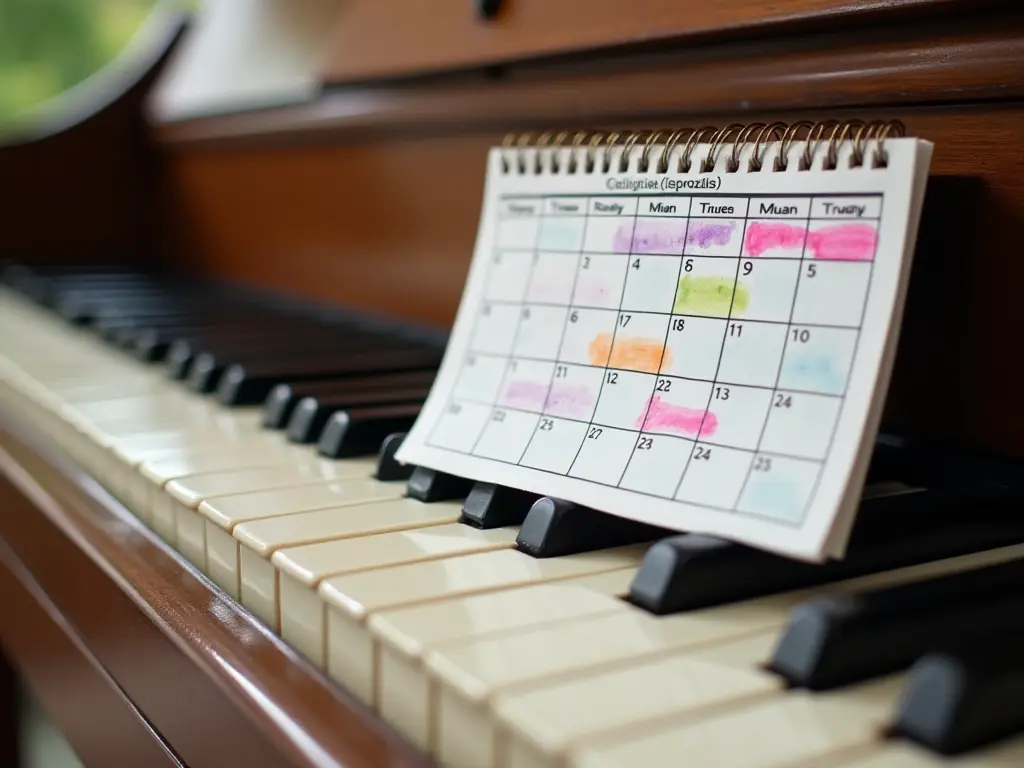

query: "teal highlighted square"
(736, 455), (820, 524)
(777, 326), (858, 396)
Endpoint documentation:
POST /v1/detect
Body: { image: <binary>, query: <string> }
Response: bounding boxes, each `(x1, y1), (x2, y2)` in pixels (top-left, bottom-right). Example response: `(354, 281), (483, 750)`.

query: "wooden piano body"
(1, 2), (1024, 765)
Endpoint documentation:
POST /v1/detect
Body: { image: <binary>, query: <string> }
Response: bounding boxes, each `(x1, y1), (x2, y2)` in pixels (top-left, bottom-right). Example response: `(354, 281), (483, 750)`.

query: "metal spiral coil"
(499, 120), (905, 175)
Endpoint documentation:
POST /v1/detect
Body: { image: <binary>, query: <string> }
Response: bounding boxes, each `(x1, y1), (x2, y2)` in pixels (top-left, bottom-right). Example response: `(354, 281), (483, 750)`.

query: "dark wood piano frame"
(2, 2), (1024, 765)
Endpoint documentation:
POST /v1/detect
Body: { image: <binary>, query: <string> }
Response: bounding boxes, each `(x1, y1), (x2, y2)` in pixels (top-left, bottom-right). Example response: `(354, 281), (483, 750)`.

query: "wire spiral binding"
(499, 120), (905, 175)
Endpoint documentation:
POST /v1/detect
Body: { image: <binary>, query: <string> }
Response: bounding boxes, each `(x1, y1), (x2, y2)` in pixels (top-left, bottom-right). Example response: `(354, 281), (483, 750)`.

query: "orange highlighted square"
(588, 333), (671, 373)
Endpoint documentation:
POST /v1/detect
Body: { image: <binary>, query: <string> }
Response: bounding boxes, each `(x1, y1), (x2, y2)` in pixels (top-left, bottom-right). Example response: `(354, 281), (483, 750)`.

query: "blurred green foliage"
(0, 0), (159, 129)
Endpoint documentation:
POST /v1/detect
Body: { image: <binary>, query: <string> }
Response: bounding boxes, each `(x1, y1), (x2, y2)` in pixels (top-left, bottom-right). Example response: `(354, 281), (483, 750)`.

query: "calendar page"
(398, 136), (933, 561)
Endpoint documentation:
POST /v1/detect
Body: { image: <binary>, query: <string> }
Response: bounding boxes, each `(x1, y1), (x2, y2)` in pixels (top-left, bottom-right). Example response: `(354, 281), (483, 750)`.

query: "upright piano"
(2, 2), (1024, 766)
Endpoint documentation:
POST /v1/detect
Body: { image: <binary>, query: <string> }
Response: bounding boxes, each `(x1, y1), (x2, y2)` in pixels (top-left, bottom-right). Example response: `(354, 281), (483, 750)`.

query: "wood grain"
(320, 0), (1003, 82)
(0, 413), (430, 768)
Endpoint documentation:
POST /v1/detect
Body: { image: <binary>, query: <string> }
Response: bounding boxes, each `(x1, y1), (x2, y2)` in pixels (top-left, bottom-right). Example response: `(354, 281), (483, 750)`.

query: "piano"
(1, 2), (1023, 767)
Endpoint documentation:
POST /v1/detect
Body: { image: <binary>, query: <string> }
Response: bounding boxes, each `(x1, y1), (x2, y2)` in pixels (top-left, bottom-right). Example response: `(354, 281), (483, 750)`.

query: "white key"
(167, 458), (376, 569)
(199, 480), (405, 598)
(234, 498), (468, 629)
(317, 546), (646, 707)
(818, 739), (1024, 768)
(571, 676), (902, 768)
(371, 569), (635, 751)
(423, 545), (1024, 768)
(273, 522), (523, 663)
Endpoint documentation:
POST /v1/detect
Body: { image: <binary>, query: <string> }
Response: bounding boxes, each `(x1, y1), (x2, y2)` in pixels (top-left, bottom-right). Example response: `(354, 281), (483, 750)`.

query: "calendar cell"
(473, 407), (541, 463)
(572, 253), (629, 308)
(620, 255), (682, 313)
(527, 252), (579, 304)
(682, 218), (745, 257)
(427, 402), (490, 453)
(544, 363), (603, 421)
(605, 311), (670, 374)
(568, 425), (639, 484)
(778, 326), (858, 396)
(628, 217), (690, 255)
(715, 320), (789, 388)
(591, 369), (658, 431)
(760, 390), (841, 460)
(497, 358), (555, 413)
(673, 256), (741, 319)
(453, 353), (507, 404)
(496, 216), (540, 250)
(674, 444), (753, 510)
(558, 308), (618, 367)
(741, 218), (807, 259)
(805, 219), (879, 262)
(470, 302), (520, 356)
(700, 383), (773, 451)
(519, 417), (587, 474)
(619, 434), (692, 497)
(791, 260), (871, 327)
(736, 454), (820, 524)
(636, 375), (712, 439)
(732, 257), (800, 323)
(514, 304), (569, 359)
(538, 216), (586, 252)
(660, 315), (728, 382)
(583, 216), (635, 254)
(485, 251), (533, 302)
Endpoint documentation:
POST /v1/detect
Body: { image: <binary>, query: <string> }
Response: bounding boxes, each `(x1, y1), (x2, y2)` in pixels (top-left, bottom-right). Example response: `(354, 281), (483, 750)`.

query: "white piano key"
(371, 569), (636, 751)
(199, 480), (406, 598)
(273, 522), (522, 664)
(424, 544), (1024, 768)
(570, 676), (902, 768)
(317, 546), (646, 707)
(235, 498), (468, 629)
(817, 739), (1024, 768)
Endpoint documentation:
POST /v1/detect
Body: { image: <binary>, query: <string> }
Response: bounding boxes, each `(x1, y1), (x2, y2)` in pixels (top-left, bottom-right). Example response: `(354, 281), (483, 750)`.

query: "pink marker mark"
(637, 395), (717, 437)
(544, 384), (594, 418)
(806, 223), (877, 261)
(500, 380), (549, 410)
(743, 222), (807, 257)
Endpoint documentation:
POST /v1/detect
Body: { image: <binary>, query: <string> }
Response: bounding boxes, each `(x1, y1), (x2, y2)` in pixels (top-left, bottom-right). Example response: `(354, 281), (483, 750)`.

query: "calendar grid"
(427, 191), (886, 528)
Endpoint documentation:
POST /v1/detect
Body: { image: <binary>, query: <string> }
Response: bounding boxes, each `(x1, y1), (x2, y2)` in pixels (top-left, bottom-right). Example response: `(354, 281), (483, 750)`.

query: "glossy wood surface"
(0, 410), (430, 768)
(320, 0), (997, 82)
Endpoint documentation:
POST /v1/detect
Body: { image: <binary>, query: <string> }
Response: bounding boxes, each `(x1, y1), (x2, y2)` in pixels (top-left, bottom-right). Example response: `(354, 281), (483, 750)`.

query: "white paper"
(398, 137), (933, 561)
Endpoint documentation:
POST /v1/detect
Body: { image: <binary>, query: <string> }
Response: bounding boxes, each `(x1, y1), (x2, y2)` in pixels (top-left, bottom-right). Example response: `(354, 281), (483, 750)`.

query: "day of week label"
(811, 197), (882, 219)
(500, 199), (541, 216)
(690, 197), (750, 218)
(637, 196), (692, 217)
(750, 197), (811, 219)
(544, 198), (586, 216)
(588, 197), (640, 217)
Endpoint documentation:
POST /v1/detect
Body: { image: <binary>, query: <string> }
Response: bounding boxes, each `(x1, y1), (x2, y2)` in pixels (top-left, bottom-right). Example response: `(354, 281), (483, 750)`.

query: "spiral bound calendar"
(398, 122), (933, 560)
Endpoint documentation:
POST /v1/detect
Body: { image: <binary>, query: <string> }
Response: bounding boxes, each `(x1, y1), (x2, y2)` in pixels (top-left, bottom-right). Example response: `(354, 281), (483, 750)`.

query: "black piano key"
(406, 467), (474, 503)
(460, 483), (541, 529)
(628, 485), (1024, 615)
(286, 385), (429, 444)
(217, 349), (441, 406)
(316, 404), (421, 459)
(895, 626), (1024, 755)
(262, 370), (435, 429)
(516, 498), (667, 558)
(375, 433), (414, 482)
(769, 555), (1024, 690)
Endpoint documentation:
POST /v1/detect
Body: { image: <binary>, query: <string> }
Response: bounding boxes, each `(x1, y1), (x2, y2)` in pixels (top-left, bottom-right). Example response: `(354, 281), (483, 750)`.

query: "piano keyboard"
(1, 265), (1023, 768)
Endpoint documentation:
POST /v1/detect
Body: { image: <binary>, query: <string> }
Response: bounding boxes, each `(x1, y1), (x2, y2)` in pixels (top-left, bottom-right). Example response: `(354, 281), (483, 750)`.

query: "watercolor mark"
(743, 222), (807, 257)
(614, 220), (688, 254)
(637, 395), (717, 437)
(588, 334), (672, 373)
(686, 220), (736, 250)
(673, 276), (750, 316)
(806, 223), (877, 261)
(780, 353), (847, 394)
(499, 380), (550, 411)
(741, 471), (807, 523)
(544, 383), (594, 418)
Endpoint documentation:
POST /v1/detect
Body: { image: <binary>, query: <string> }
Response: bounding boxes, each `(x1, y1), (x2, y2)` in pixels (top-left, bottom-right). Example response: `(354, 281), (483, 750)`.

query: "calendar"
(398, 130), (933, 560)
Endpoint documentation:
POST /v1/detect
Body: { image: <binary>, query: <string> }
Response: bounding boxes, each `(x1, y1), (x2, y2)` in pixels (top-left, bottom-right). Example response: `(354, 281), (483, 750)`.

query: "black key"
(770, 556), (1024, 690)
(516, 498), (667, 558)
(460, 483), (540, 529)
(375, 433), (414, 482)
(406, 467), (474, 503)
(286, 385), (429, 444)
(218, 349), (440, 406)
(628, 486), (1024, 615)
(316, 404), (421, 458)
(895, 625), (1024, 754)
